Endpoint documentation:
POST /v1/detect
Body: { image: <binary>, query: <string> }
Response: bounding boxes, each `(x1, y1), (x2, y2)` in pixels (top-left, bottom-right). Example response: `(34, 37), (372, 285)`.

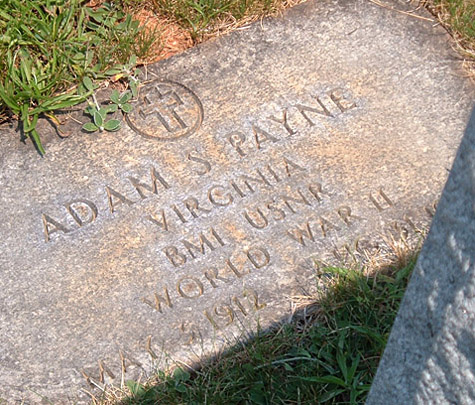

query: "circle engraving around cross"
(126, 80), (204, 141)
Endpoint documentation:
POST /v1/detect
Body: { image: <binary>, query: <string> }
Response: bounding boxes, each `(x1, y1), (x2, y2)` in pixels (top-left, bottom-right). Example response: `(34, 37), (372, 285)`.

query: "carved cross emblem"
(126, 80), (204, 141)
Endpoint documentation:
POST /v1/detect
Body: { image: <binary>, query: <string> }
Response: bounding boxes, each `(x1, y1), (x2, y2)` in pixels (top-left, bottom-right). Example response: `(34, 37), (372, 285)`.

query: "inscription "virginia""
(41, 154), (308, 242)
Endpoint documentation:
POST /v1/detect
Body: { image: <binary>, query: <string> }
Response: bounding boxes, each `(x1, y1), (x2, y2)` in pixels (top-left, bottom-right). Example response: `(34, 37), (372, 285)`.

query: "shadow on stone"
(104, 250), (418, 405)
(367, 105), (475, 404)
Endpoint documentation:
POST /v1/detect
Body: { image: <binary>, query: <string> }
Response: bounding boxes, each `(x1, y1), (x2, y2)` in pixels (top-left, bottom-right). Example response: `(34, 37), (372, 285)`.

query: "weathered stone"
(0, 0), (473, 402)
(367, 107), (475, 404)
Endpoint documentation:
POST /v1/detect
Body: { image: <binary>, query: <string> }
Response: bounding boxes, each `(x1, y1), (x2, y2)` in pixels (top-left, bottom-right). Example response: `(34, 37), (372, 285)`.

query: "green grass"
(120, 0), (283, 41)
(111, 258), (415, 404)
(157, 0), (278, 40)
(431, 0), (475, 55)
(0, 0), (151, 154)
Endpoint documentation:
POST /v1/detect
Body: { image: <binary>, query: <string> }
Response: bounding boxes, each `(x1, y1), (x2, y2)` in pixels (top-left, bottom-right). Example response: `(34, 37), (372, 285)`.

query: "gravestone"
(0, 0), (473, 402)
(367, 107), (475, 404)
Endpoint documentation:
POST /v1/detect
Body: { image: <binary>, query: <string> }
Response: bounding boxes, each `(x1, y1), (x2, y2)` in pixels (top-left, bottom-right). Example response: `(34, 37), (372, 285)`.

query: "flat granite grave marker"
(0, 0), (473, 402)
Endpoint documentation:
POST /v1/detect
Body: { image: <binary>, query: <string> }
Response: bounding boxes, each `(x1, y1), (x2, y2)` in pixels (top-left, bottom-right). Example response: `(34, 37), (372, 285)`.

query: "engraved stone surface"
(125, 80), (204, 140)
(367, 107), (475, 404)
(0, 0), (473, 402)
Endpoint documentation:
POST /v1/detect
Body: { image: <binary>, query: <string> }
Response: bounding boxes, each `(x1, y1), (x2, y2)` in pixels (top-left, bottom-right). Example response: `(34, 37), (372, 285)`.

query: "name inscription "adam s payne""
(41, 83), (359, 243)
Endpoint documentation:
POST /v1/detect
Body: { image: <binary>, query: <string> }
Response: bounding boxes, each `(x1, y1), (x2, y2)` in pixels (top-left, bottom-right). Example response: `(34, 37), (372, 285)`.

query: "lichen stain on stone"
(63, 226), (150, 306)
(223, 221), (248, 244)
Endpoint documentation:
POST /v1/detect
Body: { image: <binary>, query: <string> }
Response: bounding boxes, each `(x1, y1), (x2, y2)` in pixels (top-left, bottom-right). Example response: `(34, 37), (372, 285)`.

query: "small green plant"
(81, 71), (137, 134)
(110, 89), (133, 113)
(82, 104), (121, 133)
(81, 89), (134, 133)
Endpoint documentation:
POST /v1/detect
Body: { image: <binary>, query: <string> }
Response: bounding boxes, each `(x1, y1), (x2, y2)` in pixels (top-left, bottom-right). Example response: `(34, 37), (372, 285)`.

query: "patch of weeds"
(0, 0), (152, 154)
(150, 0), (280, 41)
(113, 258), (415, 404)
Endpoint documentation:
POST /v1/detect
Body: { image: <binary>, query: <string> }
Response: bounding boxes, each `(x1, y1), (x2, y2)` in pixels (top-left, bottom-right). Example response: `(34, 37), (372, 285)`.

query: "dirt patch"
(133, 8), (193, 63)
